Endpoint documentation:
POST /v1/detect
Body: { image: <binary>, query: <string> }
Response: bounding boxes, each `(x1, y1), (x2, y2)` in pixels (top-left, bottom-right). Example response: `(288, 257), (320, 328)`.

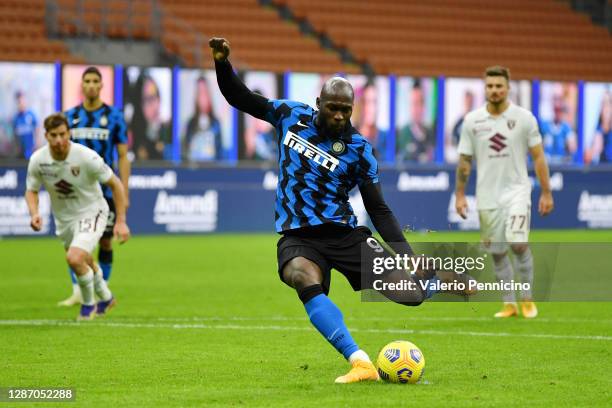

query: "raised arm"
(360, 182), (414, 257)
(454, 154), (473, 219)
(209, 37), (269, 120)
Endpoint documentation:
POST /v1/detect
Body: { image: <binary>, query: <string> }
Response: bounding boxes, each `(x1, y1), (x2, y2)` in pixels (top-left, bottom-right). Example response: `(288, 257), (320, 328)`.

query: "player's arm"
(25, 156), (42, 231)
(104, 174), (131, 243)
(454, 154), (472, 219)
(116, 143), (131, 208)
(360, 183), (414, 257)
(529, 143), (554, 216)
(209, 37), (269, 120)
(25, 190), (42, 231)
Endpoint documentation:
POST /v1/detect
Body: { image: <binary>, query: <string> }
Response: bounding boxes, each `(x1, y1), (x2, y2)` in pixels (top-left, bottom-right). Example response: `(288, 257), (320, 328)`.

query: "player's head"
(463, 90), (475, 112)
(44, 113), (71, 158)
(410, 80), (425, 123)
(316, 77), (354, 137)
(360, 80), (377, 127)
(484, 66), (510, 106)
(142, 75), (161, 122)
(552, 85), (567, 122)
(15, 90), (26, 112)
(81, 66), (103, 102)
(195, 76), (212, 115)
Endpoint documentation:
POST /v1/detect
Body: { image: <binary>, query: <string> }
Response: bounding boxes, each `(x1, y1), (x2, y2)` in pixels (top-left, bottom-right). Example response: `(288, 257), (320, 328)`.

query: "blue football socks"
(98, 249), (113, 282)
(302, 288), (359, 360)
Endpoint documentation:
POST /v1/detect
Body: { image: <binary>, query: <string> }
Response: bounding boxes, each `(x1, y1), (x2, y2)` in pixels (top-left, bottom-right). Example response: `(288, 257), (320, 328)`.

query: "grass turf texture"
(1, 230), (611, 407)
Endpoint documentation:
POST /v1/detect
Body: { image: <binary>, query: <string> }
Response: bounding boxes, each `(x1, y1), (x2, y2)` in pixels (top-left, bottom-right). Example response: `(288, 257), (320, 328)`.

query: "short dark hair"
(44, 113), (69, 132)
(82, 66), (102, 80)
(484, 65), (510, 82)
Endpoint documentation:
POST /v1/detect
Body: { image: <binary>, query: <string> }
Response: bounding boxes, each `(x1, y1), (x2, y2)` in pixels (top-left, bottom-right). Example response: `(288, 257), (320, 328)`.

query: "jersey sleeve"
(457, 115), (474, 156)
(26, 154), (42, 191)
(357, 142), (380, 187)
(263, 99), (299, 130)
(526, 113), (543, 148)
(112, 109), (128, 144)
(86, 150), (114, 183)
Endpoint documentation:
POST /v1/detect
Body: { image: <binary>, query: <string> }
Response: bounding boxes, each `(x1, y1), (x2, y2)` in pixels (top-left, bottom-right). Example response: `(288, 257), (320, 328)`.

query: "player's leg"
(86, 257), (116, 316)
(98, 197), (116, 282)
(68, 210), (110, 320)
(57, 267), (83, 307)
(277, 236), (377, 383)
(66, 246), (97, 321)
(480, 209), (518, 317)
(57, 225), (82, 307)
(507, 203), (537, 318)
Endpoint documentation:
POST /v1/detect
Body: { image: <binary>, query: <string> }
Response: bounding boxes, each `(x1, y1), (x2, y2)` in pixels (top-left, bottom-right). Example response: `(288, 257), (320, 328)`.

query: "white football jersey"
(458, 102), (542, 209)
(26, 143), (112, 225)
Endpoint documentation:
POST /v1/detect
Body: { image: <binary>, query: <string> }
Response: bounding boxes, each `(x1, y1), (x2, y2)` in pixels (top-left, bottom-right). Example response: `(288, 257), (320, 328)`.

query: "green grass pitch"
(1, 230), (611, 407)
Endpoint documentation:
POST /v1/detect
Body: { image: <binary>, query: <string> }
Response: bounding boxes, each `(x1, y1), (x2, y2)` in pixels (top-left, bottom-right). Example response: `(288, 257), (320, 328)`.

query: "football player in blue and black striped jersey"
(59, 66), (130, 308)
(211, 38), (475, 383)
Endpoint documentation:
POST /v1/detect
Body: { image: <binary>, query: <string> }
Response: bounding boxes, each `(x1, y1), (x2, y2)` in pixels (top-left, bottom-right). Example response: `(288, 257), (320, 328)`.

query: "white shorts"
(479, 201), (531, 254)
(56, 208), (109, 253)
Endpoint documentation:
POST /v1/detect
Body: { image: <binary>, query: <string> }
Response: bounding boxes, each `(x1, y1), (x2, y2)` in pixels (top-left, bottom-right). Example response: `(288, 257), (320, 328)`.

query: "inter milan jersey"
(263, 99), (379, 233)
(65, 103), (127, 198)
(13, 110), (37, 159)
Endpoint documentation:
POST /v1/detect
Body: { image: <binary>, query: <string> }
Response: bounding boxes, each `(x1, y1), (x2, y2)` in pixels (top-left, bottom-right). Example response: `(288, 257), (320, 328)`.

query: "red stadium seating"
(0, 0), (83, 63)
(0, 0), (609, 80)
(279, 0), (612, 80)
(158, 0), (360, 73)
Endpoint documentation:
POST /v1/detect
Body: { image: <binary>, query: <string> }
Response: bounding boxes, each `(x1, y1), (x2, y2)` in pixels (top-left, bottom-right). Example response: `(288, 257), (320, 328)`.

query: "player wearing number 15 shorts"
(455, 66), (554, 319)
(25, 113), (130, 321)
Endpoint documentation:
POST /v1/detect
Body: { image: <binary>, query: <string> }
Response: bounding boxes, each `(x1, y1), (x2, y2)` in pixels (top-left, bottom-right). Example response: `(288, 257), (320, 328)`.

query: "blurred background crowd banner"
(1, 60), (610, 168)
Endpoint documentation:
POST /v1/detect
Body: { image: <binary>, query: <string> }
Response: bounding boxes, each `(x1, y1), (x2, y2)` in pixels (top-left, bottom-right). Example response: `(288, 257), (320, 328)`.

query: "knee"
(99, 237), (112, 251)
(492, 252), (507, 265)
(511, 243), (528, 255)
(66, 250), (86, 270)
(282, 257), (322, 291)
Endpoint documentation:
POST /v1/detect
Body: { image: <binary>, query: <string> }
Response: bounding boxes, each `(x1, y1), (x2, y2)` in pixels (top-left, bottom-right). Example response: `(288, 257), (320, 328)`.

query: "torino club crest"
(507, 119), (516, 130)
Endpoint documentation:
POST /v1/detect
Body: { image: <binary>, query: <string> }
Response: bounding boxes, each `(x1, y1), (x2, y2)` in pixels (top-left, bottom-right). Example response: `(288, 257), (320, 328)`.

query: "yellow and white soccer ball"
(376, 340), (425, 384)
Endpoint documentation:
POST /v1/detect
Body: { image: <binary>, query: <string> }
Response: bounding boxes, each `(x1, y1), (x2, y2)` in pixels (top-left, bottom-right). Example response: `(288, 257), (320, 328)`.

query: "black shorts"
(102, 196), (116, 238)
(277, 224), (388, 294)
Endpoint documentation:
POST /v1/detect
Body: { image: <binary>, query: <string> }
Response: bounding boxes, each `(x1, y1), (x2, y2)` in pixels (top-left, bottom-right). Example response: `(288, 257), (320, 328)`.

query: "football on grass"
(376, 340), (425, 384)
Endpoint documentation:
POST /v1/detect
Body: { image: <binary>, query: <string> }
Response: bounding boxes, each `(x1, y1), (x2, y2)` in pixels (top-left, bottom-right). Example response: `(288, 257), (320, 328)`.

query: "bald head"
(320, 77), (354, 102)
(316, 77), (354, 137)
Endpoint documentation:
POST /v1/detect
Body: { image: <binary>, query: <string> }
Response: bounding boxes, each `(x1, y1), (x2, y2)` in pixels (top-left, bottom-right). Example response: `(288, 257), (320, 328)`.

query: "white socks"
(76, 266), (113, 305)
(494, 255), (516, 304)
(348, 349), (372, 364)
(93, 265), (113, 302)
(515, 248), (534, 299)
(76, 269), (95, 306)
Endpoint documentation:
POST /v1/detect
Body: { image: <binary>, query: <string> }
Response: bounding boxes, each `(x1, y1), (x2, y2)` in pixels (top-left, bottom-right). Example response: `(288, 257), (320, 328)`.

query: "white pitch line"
(0, 319), (610, 341)
(151, 316), (612, 324)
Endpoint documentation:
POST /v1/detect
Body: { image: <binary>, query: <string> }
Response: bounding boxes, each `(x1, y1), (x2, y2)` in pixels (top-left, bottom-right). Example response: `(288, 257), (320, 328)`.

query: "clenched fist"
(209, 37), (230, 62)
